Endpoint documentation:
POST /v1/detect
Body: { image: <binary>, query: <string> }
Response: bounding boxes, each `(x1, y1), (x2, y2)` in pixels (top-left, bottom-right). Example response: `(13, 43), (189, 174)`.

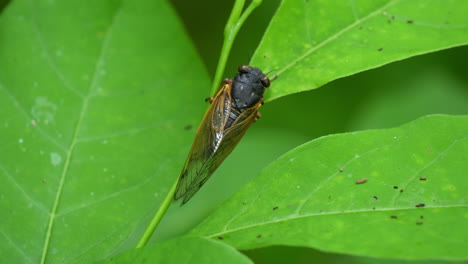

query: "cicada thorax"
(224, 66), (270, 129)
(231, 65), (269, 110)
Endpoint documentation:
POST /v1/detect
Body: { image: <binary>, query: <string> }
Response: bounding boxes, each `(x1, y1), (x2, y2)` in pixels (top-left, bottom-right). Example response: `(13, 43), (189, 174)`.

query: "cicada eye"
(238, 65), (250, 72)
(261, 77), (270, 87)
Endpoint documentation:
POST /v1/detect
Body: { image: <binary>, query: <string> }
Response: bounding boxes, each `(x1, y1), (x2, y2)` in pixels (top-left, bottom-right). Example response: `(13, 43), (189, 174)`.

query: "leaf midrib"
(39, 7), (122, 264)
(275, 0), (400, 77)
(204, 204), (467, 238)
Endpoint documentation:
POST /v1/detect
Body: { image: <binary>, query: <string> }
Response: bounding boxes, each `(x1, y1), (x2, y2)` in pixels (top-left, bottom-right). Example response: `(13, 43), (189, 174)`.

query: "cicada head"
(231, 65), (270, 110)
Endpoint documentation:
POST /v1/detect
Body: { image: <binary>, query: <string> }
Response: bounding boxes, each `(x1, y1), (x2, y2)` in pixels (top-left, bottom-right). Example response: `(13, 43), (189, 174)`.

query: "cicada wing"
(175, 87), (262, 204)
(174, 84), (232, 202)
(177, 103), (262, 204)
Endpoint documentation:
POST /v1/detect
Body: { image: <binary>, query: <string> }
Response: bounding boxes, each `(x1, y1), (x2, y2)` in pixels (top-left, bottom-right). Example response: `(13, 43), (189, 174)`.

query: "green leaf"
(251, 0), (468, 101)
(191, 115), (468, 260)
(99, 237), (253, 264)
(0, 0), (208, 263)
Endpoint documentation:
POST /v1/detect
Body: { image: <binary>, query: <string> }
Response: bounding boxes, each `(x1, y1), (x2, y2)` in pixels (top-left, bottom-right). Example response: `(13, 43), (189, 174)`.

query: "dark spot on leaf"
(427, 149), (433, 153)
(390, 215), (398, 219)
(420, 215), (424, 219)
(391, 15), (395, 20)
(416, 203), (425, 208)
(218, 236), (224, 240)
(419, 177), (427, 181)
(416, 221), (423, 225)
(184, 124), (193, 130)
(273, 206), (279, 210)
(407, 19), (414, 24)
(356, 178), (367, 184)
(393, 186), (399, 189)
(378, 48), (383, 51)
(400, 189), (404, 193)
(373, 196), (378, 200)
(372, 207), (376, 210)
(359, 26), (363, 30)
(257, 234), (262, 238)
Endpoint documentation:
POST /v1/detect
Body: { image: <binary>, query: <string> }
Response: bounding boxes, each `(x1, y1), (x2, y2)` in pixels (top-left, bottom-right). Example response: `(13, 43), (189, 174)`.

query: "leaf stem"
(136, 178), (178, 248)
(210, 0), (263, 97)
(136, 0), (262, 248)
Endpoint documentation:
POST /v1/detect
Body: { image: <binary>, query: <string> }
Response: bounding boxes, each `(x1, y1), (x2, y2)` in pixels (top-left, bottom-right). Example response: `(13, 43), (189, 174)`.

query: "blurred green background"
(163, 0), (468, 263)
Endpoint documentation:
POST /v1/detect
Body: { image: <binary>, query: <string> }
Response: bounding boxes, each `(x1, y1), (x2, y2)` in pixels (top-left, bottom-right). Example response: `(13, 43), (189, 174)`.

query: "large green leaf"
(0, 0), (208, 263)
(99, 237), (253, 264)
(251, 0), (468, 101)
(243, 46), (468, 264)
(191, 115), (468, 260)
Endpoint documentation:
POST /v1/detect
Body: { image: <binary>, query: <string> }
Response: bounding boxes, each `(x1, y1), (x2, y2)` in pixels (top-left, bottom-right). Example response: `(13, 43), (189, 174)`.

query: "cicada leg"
(255, 112), (262, 121)
(205, 79), (233, 104)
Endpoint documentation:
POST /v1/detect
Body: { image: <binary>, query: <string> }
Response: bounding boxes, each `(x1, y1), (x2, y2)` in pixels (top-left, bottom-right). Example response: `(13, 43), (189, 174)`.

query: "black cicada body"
(174, 65), (271, 204)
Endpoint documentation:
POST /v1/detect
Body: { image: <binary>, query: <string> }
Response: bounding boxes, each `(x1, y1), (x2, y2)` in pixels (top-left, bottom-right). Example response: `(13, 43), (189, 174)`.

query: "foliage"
(1, 0), (467, 263)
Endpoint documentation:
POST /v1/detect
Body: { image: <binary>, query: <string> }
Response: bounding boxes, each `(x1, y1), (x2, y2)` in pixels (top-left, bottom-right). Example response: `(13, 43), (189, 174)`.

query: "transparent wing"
(174, 84), (231, 203)
(174, 85), (261, 204)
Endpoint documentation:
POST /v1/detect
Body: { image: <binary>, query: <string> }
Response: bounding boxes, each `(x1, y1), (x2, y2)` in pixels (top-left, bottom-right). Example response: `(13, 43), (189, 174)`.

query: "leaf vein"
(276, 0), (400, 76)
(56, 169), (156, 217)
(76, 121), (172, 143)
(349, 0), (360, 21)
(0, 228), (35, 264)
(30, 1), (84, 99)
(206, 204), (467, 238)
(391, 136), (468, 207)
(0, 81), (67, 152)
(0, 163), (48, 212)
(295, 142), (396, 215)
(39, 6), (122, 264)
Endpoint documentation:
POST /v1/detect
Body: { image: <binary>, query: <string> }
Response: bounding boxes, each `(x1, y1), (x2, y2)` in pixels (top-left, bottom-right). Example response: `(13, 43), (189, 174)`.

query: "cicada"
(174, 65), (271, 205)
